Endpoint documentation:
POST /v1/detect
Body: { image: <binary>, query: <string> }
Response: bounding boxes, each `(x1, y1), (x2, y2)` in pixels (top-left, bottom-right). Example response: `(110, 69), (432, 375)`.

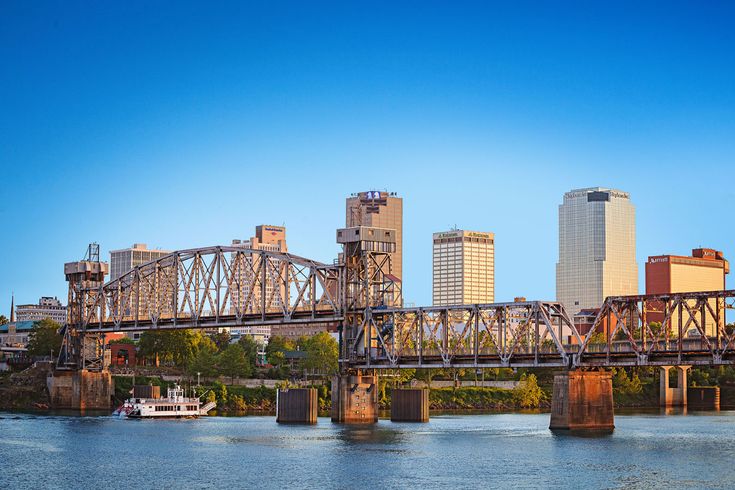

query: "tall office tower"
(109, 243), (171, 281)
(556, 187), (638, 314)
(346, 191), (403, 283)
(108, 243), (170, 340)
(432, 229), (495, 306)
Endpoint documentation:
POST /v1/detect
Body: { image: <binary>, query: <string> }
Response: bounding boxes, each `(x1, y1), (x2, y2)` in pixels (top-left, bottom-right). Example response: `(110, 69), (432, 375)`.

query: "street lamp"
(197, 372), (201, 387)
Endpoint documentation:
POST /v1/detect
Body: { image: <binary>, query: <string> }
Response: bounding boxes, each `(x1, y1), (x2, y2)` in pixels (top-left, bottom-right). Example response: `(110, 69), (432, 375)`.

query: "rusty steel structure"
(349, 290), (735, 369)
(61, 242), (733, 372)
(577, 290), (735, 367)
(348, 300), (578, 369)
(60, 243), (400, 370)
(72, 246), (343, 334)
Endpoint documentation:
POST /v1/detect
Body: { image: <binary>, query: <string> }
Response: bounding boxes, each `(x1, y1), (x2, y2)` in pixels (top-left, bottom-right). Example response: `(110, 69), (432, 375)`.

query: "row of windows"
(154, 404), (198, 412)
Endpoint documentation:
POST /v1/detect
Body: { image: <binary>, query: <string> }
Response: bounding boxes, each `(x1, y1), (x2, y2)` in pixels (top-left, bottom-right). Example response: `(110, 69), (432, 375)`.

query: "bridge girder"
(345, 290), (735, 369)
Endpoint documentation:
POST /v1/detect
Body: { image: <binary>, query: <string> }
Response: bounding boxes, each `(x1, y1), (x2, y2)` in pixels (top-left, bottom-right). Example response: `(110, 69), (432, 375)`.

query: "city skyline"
(2, 3), (734, 315)
(2, 185), (730, 317)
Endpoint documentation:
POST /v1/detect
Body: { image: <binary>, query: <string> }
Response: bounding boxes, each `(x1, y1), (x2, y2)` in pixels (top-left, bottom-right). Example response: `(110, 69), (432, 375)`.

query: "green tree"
(109, 337), (136, 345)
(512, 373), (543, 408)
(266, 336), (296, 361)
(26, 319), (63, 357)
(238, 335), (260, 368)
(212, 380), (228, 404)
(587, 332), (606, 344)
(138, 329), (205, 366)
(218, 343), (252, 383)
(188, 345), (218, 378)
(415, 368), (441, 388)
(301, 332), (338, 376)
(210, 330), (231, 352)
(265, 335), (296, 376)
(612, 368), (643, 395)
(0, 315), (9, 326)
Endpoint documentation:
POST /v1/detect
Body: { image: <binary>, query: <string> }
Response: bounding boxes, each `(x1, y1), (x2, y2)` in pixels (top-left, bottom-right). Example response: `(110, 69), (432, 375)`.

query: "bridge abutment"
(276, 388), (318, 424)
(48, 370), (113, 410)
(549, 370), (614, 432)
(391, 388), (429, 422)
(331, 373), (378, 423)
(659, 366), (690, 407)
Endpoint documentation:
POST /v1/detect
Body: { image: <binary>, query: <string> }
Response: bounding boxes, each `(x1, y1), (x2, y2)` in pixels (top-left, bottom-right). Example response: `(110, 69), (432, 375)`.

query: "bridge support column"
(659, 366), (691, 407)
(48, 370), (113, 410)
(391, 388), (429, 422)
(331, 373), (378, 424)
(549, 370), (614, 432)
(276, 388), (318, 424)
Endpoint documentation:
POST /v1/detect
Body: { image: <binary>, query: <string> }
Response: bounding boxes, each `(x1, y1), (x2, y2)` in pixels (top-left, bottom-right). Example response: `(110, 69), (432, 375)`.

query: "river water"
(1, 410), (734, 489)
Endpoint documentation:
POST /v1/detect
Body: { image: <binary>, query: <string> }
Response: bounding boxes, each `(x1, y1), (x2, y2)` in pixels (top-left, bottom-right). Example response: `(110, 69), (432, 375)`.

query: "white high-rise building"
(556, 187), (638, 314)
(15, 296), (67, 325)
(108, 243), (171, 340)
(109, 243), (171, 281)
(433, 229), (495, 306)
(229, 225), (288, 341)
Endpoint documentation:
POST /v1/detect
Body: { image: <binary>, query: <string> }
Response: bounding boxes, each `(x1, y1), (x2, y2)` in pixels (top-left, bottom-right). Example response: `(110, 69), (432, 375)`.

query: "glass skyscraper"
(556, 187), (638, 314)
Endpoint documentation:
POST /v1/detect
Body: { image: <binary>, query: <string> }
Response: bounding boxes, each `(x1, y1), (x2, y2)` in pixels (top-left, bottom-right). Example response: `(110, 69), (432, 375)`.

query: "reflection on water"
(1, 411), (735, 489)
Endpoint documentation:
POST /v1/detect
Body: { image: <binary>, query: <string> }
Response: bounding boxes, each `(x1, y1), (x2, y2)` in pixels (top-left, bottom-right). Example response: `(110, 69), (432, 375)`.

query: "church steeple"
(9, 293), (15, 323)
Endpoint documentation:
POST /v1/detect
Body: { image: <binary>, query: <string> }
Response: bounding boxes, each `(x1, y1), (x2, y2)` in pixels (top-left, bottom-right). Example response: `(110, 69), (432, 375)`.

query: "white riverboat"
(114, 384), (216, 418)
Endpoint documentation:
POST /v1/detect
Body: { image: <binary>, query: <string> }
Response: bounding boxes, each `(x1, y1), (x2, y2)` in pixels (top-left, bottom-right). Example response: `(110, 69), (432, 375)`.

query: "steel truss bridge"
(62, 245), (735, 371)
(354, 290), (735, 369)
(71, 246), (343, 333)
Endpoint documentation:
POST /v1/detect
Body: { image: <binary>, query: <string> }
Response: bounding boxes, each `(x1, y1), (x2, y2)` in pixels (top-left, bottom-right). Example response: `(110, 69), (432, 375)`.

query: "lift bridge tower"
(58, 243), (110, 371)
(50, 244), (113, 410)
(332, 226), (401, 423)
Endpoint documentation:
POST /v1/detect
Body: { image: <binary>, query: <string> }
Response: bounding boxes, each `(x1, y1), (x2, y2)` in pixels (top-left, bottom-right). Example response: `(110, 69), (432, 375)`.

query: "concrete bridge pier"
(391, 388), (429, 422)
(549, 370), (614, 432)
(276, 388), (318, 424)
(48, 370), (113, 410)
(331, 373), (378, 423)
(659, 366), (691, 407)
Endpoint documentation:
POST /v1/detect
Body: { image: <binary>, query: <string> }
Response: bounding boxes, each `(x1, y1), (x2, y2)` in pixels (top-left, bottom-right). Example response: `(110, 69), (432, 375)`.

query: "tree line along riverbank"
(4, 365), (735, 413)
(111, 366), (735, 414)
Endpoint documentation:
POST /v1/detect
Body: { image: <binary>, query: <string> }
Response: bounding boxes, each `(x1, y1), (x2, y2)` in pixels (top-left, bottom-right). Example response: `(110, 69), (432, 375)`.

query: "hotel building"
(556, 187), (638, 314)
(432, 229), (495, 306)
(645, 248), (729, 336)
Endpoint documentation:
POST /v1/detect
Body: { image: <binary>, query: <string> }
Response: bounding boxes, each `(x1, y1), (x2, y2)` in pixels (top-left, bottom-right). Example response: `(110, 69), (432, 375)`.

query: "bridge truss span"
(75, 246), (343, 333)
(578, 289), (735, 368)
(346, 290), (735, 369)
(348, 301), (580, 369)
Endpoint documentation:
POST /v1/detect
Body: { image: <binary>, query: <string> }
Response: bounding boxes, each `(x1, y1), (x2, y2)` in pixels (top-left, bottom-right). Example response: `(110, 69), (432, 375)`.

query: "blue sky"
(1, 1), (733, 314)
